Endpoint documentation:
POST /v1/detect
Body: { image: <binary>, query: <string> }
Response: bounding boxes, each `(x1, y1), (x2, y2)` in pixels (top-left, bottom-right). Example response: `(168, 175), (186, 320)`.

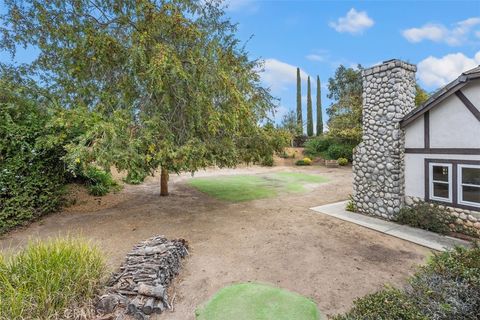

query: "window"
(429, 163), (452, 202)
(458, 164), (480, 208)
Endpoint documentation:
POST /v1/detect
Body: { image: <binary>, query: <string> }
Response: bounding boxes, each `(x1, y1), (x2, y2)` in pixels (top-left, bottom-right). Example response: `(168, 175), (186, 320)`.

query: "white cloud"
(417, 51), (480, 87)
(261, 59), (308, 92)
(476, 30), (480, 38)
(329, 8), (374, 34)
(402, 17), (480, 46)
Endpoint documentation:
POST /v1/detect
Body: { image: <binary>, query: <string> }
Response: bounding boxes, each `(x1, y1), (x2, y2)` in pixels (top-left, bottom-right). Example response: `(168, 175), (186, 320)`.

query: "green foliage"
(1, 0), (276, 193)
(326, 65), (363, 145)
(415, 85), (430, 107)
(295, 157), (312, 166)
(80, 166), (119, 196)
(306, 76), (313, 137)
(345, 199), (356, 212)
(0, 237), (106, 319)
(304, 136), (336, 156)
(326, 144), (354, 161)
(296, 67), (303, 135)
(333, 288), (428, 320)
(396, 203), (455, 235)
(279, 110), (301, 136)
(407, 246), (480, 320)
(0, 74), (66, 233)
(337, 158), (348, 166)
(335, 246), (480, 320)
(124, 170), (148, 185)
(316, 76), (323, 136)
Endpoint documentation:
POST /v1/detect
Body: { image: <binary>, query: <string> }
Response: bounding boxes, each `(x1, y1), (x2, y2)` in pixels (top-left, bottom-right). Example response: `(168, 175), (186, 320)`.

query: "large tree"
(326, 65), (363, 144)
(306, 76), (313, 136)
(296, 67), (303, 135)
(316, 75), (323, 136)
(1, 0), (277, 196)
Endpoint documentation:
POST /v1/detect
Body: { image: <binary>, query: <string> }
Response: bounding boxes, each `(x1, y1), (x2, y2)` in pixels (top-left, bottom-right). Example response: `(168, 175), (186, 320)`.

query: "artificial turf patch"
(188, 172), (328, 202)
(195, 282), (322, 320)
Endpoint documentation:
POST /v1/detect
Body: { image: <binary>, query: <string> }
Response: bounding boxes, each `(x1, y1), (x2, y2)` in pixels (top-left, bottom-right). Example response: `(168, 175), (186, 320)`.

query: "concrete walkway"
(310, 201), (470, 251)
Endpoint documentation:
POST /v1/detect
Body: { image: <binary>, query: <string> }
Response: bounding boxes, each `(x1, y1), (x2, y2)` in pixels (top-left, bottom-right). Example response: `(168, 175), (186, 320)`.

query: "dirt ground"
(0, 165), (432, 319)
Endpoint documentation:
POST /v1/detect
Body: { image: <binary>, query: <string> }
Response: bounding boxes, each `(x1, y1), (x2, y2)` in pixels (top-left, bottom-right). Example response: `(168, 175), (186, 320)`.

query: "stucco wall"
(405, 153), (480, 199)
(404, 115), (424, 148)
(429, 92), (480, 149)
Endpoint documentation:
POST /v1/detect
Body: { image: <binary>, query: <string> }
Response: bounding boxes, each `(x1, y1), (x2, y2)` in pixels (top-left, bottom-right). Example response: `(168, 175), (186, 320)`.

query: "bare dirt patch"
(0, 165), (431, 319)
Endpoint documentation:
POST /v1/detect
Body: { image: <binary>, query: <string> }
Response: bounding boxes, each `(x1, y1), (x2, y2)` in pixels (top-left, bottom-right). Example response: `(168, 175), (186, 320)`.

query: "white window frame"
(458, 164), (480, 208)
(429, 163), (453, 203)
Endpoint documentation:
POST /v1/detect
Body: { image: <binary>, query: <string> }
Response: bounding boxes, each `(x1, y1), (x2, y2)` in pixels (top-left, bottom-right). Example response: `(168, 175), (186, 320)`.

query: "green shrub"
(346, 197), (356, 212)
(396, 203), (455, 235)
(304, 136), (335, 156)
(260, 155), (274, 167)
(407, 246), (480, 320)
(337, 157), (348, 166)
(326, 144), (354, 161)
(123, 169), (148, 185)
(332, 288), (427, 320)
(0, 237), (106, 319)
(0, 81), (67, 233)
(334, 246), (480, 320)
(295, 157), (312, 166)
(81, 166), (119, 196)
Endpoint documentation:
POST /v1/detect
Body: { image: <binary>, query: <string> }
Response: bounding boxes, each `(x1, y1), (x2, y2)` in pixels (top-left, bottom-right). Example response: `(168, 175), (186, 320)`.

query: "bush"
(1, 80), (67, 233)
(304, 136), (335, 156)
(124, 169), (147, 185)
(333, 288), (427, 320)
(260, 155), (274, 167)
(407, 246), (480, 320)
(396, 203), (455, 235)
(293, 135), (308, 147)
(334, 246), (480, 320)
(296, 157), (312, 166)
(81, 166), (119, 196)
(0, 237), (106, 319)
(326, 143), (354, 161)
(337, 157), (348, 166)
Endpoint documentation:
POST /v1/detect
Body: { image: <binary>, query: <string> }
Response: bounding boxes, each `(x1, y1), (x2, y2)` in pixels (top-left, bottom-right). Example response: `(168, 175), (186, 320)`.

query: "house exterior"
(352, 59), (480, 235)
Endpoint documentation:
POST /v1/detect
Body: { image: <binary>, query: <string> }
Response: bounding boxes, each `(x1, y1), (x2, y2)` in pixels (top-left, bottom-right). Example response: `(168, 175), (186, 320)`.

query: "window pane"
(433, 182), (449, 199)
(433, 165), (449, 182)
(462, 186), (480, 204)
(462, 167), (480, 185)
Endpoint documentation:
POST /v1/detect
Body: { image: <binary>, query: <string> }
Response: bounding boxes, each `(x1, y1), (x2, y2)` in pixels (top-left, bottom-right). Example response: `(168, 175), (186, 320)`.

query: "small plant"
(337, 157), (348, 166)
(303, 136), (335, 157)
(124, 169), (147, 185)
(260, 155), (274, 167)
(326, 143), (354, 161)
(346, 196), (356, 212)
(82, 166), (119, 196)
(396, 203), (455, 235)
(296, 157), (312, 166)
(0, 237), (106, 319)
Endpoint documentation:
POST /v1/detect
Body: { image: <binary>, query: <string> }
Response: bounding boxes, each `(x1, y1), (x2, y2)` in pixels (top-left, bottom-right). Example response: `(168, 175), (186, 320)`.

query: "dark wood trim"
(424, 158), (480, 212)
(424, 111), (430, 149)
(405, 148), (480, 155)
(455, 90), (480, 121)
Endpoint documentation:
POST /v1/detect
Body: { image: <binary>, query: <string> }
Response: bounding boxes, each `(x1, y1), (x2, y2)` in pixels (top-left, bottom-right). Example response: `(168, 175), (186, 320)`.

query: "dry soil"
(0, 165), (432, 319)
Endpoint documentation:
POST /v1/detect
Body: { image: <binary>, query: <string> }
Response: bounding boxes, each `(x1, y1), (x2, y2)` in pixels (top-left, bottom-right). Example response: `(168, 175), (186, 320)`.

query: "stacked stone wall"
(352, 60), (417, 218)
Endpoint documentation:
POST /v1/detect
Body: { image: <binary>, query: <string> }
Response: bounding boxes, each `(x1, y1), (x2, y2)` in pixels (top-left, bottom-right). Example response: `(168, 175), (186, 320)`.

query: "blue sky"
(224, 0), (480, 129)
(1, 1), (479, 131)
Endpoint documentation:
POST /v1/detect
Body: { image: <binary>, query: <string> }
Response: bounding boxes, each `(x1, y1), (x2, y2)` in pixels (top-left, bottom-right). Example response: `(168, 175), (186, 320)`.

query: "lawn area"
(196, 283), (322, 320)
(187, 172), (329, 202)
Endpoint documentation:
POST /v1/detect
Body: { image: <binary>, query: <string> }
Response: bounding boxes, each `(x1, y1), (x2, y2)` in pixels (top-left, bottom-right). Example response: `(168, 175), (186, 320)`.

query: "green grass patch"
(188, 172), (328, 202)
(0, 237), (106, 319)
(196, 282), (322, 320)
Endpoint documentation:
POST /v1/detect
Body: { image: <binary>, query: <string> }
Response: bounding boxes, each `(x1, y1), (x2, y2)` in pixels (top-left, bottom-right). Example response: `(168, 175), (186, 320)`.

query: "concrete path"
(310, 201), (470, 251)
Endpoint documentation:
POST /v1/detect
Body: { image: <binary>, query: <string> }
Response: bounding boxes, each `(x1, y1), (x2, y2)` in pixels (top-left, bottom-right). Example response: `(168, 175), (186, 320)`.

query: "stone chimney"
(352, 59), (416, 218)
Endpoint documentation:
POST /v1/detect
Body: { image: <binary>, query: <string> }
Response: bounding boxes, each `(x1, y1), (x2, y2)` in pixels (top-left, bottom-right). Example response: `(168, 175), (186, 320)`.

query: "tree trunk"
(160, 168), (169, 196)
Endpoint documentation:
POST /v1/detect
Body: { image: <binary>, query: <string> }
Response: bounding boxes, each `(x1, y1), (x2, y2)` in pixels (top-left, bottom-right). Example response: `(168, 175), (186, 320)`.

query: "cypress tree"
(306, 76), (313, 136)
(296, 67), (303, 135)
(316, 75), (323, 136)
